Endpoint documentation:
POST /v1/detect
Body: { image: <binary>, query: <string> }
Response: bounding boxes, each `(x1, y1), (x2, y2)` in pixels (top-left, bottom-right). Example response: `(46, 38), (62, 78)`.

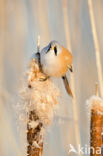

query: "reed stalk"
(88, 0), (103, 98)
(62, 0), (81, 153)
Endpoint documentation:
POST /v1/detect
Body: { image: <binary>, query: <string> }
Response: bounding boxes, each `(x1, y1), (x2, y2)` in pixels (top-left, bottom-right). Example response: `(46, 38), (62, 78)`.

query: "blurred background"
(0, 0), (103, 155)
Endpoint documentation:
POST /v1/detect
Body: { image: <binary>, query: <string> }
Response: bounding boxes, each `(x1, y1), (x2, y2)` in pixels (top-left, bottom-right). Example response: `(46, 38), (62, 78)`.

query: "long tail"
(62, 75), (73, 97)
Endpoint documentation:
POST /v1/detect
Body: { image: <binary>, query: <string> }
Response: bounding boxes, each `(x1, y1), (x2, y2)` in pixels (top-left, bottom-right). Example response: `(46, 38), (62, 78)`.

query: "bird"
(35, 40), (73, 97)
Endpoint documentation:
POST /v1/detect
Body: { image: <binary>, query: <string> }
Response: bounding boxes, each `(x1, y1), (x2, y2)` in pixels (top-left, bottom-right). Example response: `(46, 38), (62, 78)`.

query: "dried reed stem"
(95, 83), (99, 97)
(62, 0), (81, 152)
(88, 0), (103, 98)
(37, 35), (40, 53)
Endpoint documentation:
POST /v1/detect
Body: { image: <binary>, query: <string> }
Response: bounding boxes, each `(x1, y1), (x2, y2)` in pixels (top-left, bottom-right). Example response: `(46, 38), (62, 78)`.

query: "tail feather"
(62, 75), (73, 97)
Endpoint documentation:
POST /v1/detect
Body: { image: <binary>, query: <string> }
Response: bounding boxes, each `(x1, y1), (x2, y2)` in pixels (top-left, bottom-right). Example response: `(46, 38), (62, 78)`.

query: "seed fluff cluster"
(17, 57), (60, 155)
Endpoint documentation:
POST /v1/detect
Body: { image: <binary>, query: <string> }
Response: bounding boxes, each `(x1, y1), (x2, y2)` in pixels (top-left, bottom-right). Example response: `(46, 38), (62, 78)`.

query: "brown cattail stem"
(90, 108), (103, 155)
(25, 36), (60, 156)
(27, 36), (44, 156)
(90, 85), (103, 155)
(27, 110), (43, 156)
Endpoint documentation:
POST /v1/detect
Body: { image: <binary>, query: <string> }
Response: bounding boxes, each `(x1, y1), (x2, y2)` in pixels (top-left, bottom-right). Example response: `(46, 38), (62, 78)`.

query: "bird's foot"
(39, 75), (49, 81)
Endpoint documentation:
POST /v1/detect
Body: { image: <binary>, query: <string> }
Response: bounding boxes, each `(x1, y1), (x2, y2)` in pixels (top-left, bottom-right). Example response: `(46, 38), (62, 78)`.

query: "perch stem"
(27, 110), (43, 156)
(27, 36), (44, 156)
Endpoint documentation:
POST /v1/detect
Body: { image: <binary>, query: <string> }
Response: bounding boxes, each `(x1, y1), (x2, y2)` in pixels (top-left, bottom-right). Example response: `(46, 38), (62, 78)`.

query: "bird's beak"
(51, 45), (54, 50)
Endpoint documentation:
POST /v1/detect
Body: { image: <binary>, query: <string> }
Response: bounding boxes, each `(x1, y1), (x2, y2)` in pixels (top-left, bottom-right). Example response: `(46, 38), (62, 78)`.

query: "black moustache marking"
(54, 46), (57, 56)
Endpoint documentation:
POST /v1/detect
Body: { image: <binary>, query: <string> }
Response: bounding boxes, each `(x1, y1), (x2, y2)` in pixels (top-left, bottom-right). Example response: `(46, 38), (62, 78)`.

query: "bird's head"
(40, 40), (73, 72)
(44, 40), (62, 56)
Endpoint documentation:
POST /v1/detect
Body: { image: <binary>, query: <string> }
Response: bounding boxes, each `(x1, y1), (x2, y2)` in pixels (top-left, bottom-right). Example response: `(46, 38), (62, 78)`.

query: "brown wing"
(62, 46), (73, 65)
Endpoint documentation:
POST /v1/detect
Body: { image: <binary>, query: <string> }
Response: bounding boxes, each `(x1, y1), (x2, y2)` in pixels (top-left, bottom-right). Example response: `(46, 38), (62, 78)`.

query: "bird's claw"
(39, 76), (49, 81)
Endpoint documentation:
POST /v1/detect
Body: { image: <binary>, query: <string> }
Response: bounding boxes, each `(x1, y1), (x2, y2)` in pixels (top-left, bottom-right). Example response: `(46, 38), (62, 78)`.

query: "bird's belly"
(41, 51), (69, 77)
(43, 64), (68, 77)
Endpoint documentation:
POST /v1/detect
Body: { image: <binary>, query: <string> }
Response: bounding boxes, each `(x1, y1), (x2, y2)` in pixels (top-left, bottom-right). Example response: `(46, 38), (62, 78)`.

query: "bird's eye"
(54, 46), (57, 56)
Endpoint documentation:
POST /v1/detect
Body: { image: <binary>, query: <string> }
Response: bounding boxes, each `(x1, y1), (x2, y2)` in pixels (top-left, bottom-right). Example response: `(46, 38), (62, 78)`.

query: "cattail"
(87, 85), (103, 155)
(27, 110), (43, 156)
(19, 36), (60, 156)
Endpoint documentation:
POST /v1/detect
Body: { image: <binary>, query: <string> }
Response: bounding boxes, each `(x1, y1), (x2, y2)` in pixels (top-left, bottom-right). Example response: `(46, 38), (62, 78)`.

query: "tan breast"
(43, 46), (73, 77)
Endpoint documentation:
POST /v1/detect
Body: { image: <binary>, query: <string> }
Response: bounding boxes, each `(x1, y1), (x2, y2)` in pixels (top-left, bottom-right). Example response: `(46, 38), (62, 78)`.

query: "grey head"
(41, 40), (62, 56)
